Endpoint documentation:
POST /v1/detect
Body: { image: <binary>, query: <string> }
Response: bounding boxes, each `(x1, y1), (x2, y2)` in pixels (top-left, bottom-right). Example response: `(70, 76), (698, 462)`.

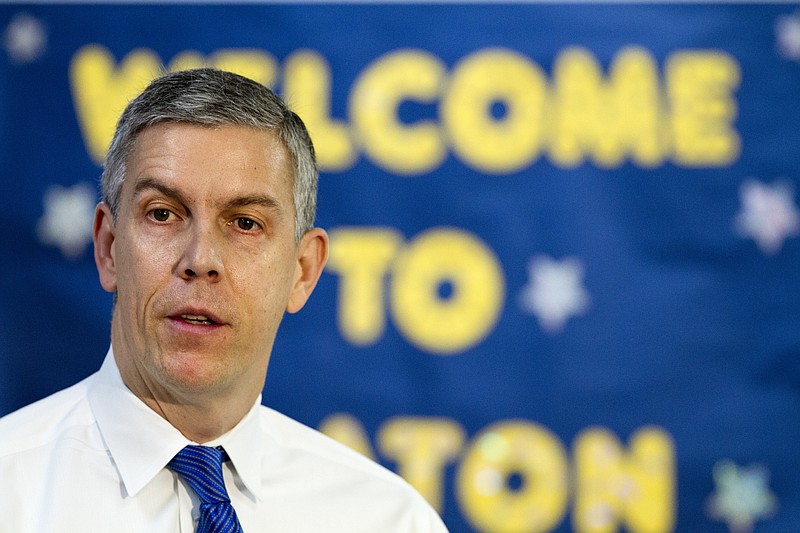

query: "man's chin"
(154, 352), (237, 395)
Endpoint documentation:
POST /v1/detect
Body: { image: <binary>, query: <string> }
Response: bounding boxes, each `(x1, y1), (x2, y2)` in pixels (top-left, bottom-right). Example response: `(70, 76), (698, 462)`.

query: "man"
(0, 68), (448, 532)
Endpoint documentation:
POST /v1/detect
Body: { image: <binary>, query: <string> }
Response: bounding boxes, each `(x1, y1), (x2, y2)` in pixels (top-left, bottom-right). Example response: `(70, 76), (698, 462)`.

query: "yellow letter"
(318, 413), (377, 460)
(284, 50), (355, 172)
(349, 49), (446, 175)
(457, 420), (569, 533)
(573, 427), (675, 533)
(549, 47), (664, 168)
(325, 228), (403, 346)
(379, 417), (466, 512)
(167, 50), (205, 72)
(210, 49), (277, 87)
(390, 228), (504, 355)
(443, 48), (547, 173)
(166, 49), (276, 84)
(70, 45), (161, 164)
(667, 50), (740, 166)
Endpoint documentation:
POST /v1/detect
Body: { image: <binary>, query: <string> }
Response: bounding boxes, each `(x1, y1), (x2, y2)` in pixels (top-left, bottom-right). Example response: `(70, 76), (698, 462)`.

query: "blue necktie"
(167, 445), (244, 533)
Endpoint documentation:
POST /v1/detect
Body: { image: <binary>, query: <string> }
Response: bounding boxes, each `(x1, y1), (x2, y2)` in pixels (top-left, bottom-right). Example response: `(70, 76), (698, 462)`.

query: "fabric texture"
(167, 446), (244, 533)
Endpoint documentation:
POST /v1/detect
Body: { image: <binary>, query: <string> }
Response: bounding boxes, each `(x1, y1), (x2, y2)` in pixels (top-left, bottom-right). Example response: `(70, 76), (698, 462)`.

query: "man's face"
(93, 122), (324, 401)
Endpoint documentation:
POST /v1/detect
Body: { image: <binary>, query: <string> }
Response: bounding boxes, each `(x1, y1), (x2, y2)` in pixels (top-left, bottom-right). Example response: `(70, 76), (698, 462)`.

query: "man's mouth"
(179, 314), (218, 325)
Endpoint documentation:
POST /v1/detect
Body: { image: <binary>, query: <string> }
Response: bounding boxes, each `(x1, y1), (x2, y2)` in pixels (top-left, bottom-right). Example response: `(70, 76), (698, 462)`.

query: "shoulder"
(259, 405), (403, 484)
(257, 406), (449, 531)
(0, 376), (96, 459)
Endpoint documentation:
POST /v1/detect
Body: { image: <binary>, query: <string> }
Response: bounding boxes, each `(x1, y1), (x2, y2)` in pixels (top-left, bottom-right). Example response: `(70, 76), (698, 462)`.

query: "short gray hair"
(102, 68), (318, 243)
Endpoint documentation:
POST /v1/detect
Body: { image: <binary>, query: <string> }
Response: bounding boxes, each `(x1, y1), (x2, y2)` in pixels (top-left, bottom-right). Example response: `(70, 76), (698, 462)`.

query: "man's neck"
(135, 388), (254, 444)
(113, 349), (259, 443)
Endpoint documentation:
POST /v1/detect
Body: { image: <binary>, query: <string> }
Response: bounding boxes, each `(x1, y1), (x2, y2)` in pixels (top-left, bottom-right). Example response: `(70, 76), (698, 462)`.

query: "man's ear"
(93, 202), (118, 293)
(287, 228), (329, 314)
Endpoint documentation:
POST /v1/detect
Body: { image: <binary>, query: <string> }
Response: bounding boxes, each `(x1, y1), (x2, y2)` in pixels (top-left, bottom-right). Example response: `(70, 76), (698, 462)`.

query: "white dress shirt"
(0, 349), (449, 532)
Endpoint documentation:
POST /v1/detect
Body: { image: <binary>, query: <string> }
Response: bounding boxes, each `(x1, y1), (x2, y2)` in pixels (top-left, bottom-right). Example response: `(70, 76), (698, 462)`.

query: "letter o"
(457, 421), (569, 533)
(442, 48), (547, 173)
(390, 228), (504, 355)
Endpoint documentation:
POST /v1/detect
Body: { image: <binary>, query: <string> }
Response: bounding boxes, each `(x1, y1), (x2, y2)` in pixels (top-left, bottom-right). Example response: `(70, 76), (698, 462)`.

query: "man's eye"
(151, 209), (171, 222)
(236, 217), (258, 231)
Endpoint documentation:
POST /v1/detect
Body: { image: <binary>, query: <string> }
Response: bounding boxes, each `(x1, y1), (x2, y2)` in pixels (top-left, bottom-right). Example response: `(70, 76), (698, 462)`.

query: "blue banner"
(2, 4), (800, 532)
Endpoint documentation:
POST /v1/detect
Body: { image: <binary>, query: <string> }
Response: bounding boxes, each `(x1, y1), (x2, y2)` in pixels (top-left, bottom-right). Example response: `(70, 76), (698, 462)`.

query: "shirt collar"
(203, 397), (265, 501)
(87, 347), (265, 501)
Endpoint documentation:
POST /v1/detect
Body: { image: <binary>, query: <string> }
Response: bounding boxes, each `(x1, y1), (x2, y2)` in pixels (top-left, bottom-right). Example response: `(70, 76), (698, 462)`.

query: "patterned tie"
(167, 445), (244, 533)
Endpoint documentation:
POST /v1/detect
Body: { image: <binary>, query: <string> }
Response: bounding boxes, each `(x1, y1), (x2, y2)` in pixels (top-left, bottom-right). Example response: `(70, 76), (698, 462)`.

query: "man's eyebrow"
(132, 177), (283, 213)
(225, 194), (283, 213)
(132, 177), (189, 206)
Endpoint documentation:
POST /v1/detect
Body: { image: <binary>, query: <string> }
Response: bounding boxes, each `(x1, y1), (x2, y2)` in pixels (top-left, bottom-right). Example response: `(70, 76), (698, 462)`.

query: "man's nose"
(176, 223), (224, 281)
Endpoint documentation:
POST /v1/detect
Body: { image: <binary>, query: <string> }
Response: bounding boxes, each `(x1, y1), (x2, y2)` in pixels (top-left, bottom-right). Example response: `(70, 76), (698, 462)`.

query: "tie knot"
(168, 445), (231, 504)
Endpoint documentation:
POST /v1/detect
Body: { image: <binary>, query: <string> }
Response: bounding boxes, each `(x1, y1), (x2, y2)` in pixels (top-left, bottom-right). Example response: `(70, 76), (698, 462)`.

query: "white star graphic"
(734, 179), (800, 255)
(776, 11), (800, 61)
(3, 12), (47, 64)
(706, 460), (777, 533)
(518, 255), (590, 333)
(37, 182), (97, 259)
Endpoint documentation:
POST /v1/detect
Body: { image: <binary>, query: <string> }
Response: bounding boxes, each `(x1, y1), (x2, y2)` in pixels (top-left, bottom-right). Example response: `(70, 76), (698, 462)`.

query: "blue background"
(2, 4), (799, 532)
